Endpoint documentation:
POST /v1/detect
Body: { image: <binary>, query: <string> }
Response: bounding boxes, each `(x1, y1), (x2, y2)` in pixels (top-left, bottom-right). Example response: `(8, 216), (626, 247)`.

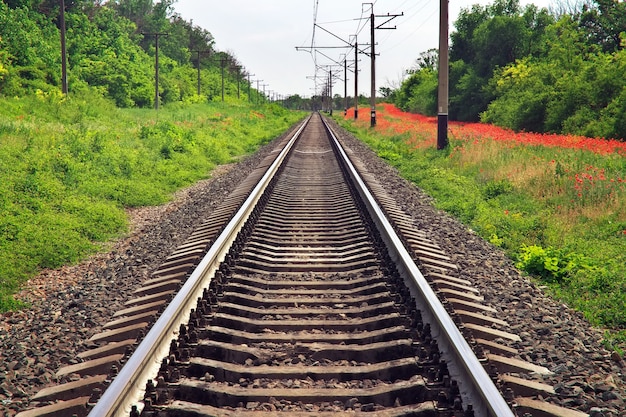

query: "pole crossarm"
(368, 10), (402, 127)
(314, 23), (353, 48)
(375, 12), (403, 29)
(297, 46), (351, 49)
(297, 24), (371, 55)
(315, 49), (347, 66)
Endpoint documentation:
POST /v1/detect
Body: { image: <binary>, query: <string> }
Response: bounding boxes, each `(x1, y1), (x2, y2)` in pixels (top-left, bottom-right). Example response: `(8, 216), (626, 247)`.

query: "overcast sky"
(173, 0), (553, 98)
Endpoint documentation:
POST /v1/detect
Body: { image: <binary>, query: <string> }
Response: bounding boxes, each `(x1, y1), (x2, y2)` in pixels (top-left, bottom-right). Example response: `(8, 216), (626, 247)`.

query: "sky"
(173, 0), (554, 98)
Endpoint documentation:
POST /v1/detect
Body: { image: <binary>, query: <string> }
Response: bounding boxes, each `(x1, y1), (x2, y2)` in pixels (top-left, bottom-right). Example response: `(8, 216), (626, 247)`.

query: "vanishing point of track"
(19, 114), (586, 417)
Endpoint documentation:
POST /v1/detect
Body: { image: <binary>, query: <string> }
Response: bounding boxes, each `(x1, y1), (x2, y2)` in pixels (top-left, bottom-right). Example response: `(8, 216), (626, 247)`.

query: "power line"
(380, 7), (437, 54)
(311, 0), (320, 51)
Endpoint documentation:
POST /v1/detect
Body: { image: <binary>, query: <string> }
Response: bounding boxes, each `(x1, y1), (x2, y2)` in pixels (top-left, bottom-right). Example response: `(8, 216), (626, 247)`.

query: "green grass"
(335, 108), (626, 350)
(0, 91), (303, 310)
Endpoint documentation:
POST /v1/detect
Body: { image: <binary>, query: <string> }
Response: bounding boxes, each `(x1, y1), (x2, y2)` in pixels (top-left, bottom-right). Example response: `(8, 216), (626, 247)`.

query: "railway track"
(18, 114), (588, 417)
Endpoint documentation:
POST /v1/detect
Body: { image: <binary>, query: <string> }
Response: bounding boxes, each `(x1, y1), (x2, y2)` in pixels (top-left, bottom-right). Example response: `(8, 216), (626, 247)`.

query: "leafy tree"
(482, 58), (552, 131)
(379, 86), (395, 99)
(450, 4), (490, 65)
(284, 94), (308, 110)
(394, 68), (437, 115)
(578, 0), (626, 52)
(410, 48), (438, 73)
(0, 0), (259, 106)
(113, 0), (154, 35)
(447, 0), (554, 121)
(0, 3), (60, 94)
(548, 14), (600, 68)
(449, 61), (492, 121)
(67, 6), (154, 106)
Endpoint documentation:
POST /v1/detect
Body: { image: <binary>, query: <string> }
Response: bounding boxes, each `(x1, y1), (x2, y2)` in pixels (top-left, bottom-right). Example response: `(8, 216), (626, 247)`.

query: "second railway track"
(19, 113), (591, 417)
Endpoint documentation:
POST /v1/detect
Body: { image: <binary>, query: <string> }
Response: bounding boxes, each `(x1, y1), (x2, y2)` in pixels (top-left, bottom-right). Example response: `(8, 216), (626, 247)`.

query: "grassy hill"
(0, 91), (302, 310)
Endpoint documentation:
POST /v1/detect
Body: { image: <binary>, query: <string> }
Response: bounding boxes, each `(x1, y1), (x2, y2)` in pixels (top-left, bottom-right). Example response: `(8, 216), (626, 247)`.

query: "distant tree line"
(392, 0), (626, 140)
(0, 0), (265, 106)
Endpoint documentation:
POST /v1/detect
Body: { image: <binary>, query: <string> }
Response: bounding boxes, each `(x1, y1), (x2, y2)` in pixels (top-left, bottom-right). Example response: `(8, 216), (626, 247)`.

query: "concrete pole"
(437, 0), (449, 149)
(370, 11), (376, 127)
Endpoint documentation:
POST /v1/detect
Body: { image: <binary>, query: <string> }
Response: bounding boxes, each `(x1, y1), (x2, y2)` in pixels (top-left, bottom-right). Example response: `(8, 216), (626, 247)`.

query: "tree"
(447, 0), (553, 121)
(482, 58), (552, 132)
(409, 48), (438, 73)
(578, 0), (626, 52)
(394, 68), (437, 115)
(0, 3), (60, 94)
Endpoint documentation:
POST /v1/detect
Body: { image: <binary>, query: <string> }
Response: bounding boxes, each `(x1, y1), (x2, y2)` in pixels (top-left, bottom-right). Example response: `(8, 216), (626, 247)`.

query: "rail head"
(87, 115), (311, 417)
(321, 115), (515, 417)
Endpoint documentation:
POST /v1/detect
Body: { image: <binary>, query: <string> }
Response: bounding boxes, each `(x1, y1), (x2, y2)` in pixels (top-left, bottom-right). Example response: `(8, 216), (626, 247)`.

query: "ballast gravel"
(0, 116), (624, 416)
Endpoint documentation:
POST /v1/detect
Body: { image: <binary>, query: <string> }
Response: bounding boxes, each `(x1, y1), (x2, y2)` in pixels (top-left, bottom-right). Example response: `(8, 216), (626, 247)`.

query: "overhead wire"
(380, 0), (437, 54)
(311, 0), (320, 91)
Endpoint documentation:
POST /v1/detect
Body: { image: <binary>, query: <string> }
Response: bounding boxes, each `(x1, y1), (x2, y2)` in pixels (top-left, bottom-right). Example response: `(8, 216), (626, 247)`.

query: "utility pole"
(437, 0), (449, 149)
(370, 7), (376, 127)
(256, 79), (263, 105)
(247, 73), (255, 102)
(192, 50), (209, 96)
(368, 7), (403, 127)
(60, 0), (68, 94)
(220, 58), (226, 102)
(295, 28), (355, 115)
(232, 65), (242, 99)
(344, 58), (348, 116)
(329, 69), (333, 115)
(354, 40), (359, 119)
(143, 32), (169, 109)
(237, 72), (241, 99)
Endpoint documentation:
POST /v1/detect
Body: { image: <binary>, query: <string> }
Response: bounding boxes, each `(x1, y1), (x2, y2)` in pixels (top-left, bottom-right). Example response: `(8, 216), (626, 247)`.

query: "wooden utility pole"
(233, 66), (242, 99)
(256, 79), (263, 104)
(437, 0), (449, 149)
(247, 73), (255, 102)
(143, 32), (169, 109)
(192, 50), (209, 96)
(220, 58), (226, 102)
(60, 0), (68, 94)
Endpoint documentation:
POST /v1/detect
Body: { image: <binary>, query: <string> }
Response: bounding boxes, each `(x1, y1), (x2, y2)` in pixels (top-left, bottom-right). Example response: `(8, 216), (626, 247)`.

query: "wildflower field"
(338, 104), (626, 349)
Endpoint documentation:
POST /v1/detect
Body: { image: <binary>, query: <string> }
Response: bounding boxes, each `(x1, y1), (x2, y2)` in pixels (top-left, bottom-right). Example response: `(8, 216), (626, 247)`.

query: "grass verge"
(0, 90), (303, 310)
(335, 104), (626, 352)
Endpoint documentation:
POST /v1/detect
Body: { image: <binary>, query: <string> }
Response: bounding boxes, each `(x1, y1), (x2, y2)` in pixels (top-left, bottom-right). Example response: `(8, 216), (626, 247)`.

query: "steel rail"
(321, 116), (515, 417)
(88, 115), (311, 417)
